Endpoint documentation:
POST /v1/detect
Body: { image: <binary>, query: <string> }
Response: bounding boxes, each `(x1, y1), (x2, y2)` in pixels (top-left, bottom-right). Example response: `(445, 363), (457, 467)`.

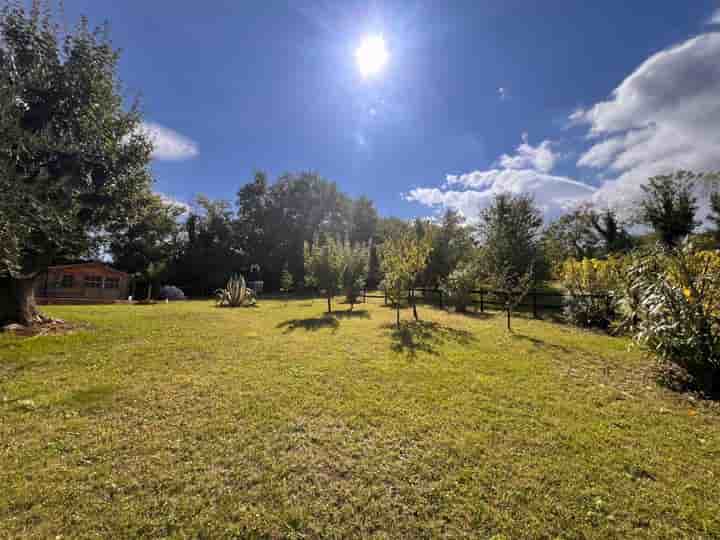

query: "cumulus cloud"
(574, 33), (720, 210)
(406, 134), (594, 221)
(499, 133), (558, 173)
(157, 192), (191, 216)
(709, 8), (720, 25)
(139, 122), (199, 161)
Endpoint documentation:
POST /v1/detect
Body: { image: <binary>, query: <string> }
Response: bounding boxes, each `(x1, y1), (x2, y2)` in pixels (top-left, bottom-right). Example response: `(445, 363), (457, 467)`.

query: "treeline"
(112, 169), (720, 301)
(111, 171), (477, 297)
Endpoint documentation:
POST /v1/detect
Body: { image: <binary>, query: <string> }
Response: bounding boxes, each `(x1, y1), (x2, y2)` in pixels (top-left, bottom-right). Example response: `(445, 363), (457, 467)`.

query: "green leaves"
(0, 4), (153, 277)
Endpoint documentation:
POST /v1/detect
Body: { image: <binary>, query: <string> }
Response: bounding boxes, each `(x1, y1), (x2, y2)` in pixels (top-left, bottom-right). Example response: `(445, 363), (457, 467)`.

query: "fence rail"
(362, 287), (613, 319)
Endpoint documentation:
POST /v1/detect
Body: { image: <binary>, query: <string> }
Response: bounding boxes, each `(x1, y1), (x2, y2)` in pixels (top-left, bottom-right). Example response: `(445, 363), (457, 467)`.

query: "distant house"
(35, 262), (129, 303)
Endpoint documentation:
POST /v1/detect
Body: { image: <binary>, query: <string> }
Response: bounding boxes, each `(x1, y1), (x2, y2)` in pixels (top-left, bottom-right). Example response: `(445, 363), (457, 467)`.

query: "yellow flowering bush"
(559, 257), (622, 329)
(631, 244), (720, 393)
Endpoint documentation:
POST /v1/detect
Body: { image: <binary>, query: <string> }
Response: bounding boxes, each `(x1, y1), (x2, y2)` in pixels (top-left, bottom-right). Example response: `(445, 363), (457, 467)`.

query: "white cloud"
(498, 133), (558, 173)
(157, 192), (191, 216)
(574, 33), (720, 211)
(406, 134), (594, 222)
(498, 87), (507, 100)
(407, 169), (595, 222)
(709, 8), (720, 25)
(140, 122), (199, 161)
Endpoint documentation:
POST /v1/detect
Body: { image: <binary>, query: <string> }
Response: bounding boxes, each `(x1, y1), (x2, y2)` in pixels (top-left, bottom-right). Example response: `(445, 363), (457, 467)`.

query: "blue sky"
(57, 1), (720, 220)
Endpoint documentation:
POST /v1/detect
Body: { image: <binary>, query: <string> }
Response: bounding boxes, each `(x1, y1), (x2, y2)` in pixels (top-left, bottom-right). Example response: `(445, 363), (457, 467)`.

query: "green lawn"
(1, 299), (718, 539)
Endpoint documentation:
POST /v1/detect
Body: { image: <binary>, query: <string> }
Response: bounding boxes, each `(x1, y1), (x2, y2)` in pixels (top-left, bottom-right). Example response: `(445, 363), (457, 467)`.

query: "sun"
(355, 35), (389, 78)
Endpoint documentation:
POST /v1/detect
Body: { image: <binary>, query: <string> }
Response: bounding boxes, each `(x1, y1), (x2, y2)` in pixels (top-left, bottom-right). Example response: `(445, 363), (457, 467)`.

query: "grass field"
(1, 299), (719, 539)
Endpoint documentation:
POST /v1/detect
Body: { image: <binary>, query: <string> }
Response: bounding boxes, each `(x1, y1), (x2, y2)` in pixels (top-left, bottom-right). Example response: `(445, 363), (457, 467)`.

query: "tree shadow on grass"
(277, 309), (370, 334)
(277, 315), (340, 333)
(331, 309), (370, 320)
(383, 320), (476, 360)
(510, 333), (572, 355)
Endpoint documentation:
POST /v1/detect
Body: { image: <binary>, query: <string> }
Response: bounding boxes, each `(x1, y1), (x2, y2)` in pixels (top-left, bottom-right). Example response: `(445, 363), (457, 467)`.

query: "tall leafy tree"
(0, 3), (154, 325)
(588, 207), (633, 254)
(109, 195), (183, 298)
(424, 209), (474, 287)
(638, 171), (700, 247)
(349, 196), (378, 245)
(476, 194), (545, 330)
(169, 196), (243, 296)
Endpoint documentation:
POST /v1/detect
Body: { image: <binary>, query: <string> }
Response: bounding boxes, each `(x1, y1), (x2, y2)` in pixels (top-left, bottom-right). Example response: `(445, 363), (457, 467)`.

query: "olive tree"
(0, 3), (154, 325)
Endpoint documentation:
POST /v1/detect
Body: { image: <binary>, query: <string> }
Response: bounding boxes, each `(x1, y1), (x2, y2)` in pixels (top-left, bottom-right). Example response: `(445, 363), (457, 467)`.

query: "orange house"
(35, 262), (130, 303)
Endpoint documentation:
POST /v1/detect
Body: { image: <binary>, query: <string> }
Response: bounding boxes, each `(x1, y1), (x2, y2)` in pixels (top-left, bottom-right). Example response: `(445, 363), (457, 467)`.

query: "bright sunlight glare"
(355, 35), (389, 78)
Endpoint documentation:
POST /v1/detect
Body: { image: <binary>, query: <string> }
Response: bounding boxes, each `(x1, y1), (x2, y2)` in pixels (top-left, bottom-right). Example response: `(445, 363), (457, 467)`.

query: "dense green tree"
(424, 209), (474, 287)
(168, 196), (244, 296)
(476, 194), (544, 330)
(109, 195), (184, 298)
(349, 196), (378, 245)
(638, 171), (699, 248)
(0, 3), (153, 325)
(542, 209), (598, 269)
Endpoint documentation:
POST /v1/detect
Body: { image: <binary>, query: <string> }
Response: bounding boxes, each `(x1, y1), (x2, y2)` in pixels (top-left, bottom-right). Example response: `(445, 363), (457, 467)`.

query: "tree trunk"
(146, 282), (152, 301)
(327, 294), (332, 314)
(396, 305), (400, 328)
(507, 307), (512, 331)
(0, 276), (40, 326)
(411, 290), (419, 320)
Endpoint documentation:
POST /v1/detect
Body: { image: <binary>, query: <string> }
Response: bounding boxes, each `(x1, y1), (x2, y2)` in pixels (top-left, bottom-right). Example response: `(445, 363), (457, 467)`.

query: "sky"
(53, 0), (720, 221)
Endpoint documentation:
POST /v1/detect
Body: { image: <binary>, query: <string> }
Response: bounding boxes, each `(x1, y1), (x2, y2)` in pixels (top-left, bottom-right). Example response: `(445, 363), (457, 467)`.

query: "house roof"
(47, 262), (128, 277)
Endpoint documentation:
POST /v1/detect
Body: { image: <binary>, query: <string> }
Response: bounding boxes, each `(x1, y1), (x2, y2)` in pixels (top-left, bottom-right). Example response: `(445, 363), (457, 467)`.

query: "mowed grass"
(1, 299), (719, 539)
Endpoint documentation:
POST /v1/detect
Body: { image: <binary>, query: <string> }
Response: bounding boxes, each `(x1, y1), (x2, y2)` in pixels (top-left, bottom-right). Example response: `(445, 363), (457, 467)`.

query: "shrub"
(559, 257), (620, 329)
(441, 261), (479, 313)
(158, 286), (186, 301)
(630, 244), (720, 393)
(216, 274), (256, 307)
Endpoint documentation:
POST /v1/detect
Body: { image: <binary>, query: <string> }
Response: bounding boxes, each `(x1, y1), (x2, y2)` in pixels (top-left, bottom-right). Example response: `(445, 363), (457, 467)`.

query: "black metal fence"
(362, 287), (613, 319)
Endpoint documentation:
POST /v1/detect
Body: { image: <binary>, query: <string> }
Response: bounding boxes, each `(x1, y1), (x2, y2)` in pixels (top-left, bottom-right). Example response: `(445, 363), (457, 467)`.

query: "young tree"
(341, 240), (369, 311)
(476, 193), (544, 331)
(304, 236), (345, 313)
(279, 262), (294, 297)
(638, 171), (700, 248)
(380, 229), (432, 327)
(0, 4), (154, 325)
(440, 260), (480, 313)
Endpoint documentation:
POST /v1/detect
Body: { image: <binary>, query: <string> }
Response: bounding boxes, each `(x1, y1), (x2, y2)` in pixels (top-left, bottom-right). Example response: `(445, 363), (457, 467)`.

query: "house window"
(104, 278), (120, 289)
(84, 275), (103, 289)
(60, 274), (74, 288)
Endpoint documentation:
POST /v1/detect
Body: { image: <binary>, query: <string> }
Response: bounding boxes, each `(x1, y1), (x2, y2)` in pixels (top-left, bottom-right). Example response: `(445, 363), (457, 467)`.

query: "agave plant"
(216, 274), (256, 307)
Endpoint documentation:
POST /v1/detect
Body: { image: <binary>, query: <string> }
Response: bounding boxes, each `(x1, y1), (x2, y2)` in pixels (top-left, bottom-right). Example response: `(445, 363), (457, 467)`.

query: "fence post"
(480, 291), (484, 313)
(363, 288), (367, 304)
(438, 289), (443, 309)
(384, 288), (388, 305)
(532, 292), (538, 319)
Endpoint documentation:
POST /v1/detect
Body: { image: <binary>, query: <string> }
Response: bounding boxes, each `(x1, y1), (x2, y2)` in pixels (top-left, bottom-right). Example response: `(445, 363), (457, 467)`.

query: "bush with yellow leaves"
(630, 244), (720, 393)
